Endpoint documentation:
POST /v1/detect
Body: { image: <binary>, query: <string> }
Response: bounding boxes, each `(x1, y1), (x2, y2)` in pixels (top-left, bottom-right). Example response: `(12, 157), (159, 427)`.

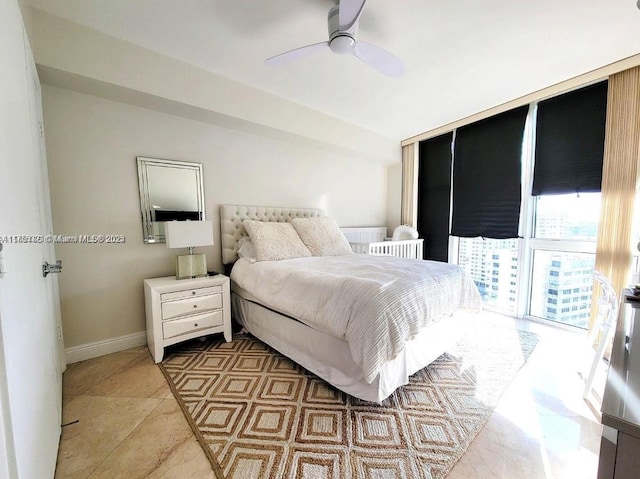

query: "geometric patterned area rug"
(159, 326), (538, 479)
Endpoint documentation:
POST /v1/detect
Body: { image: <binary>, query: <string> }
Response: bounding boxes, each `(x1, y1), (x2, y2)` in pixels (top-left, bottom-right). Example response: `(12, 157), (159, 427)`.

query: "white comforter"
(231, 254), (482, 383)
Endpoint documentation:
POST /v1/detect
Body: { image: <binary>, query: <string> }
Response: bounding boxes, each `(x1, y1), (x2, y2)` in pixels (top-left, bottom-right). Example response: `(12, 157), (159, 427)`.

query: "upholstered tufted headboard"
(219, 204), (324, 265)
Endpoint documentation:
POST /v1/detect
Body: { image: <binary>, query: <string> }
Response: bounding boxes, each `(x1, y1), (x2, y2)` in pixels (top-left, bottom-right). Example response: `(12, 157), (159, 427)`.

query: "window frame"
(451, 102), (601, 329)
(524, 209), (598, 327)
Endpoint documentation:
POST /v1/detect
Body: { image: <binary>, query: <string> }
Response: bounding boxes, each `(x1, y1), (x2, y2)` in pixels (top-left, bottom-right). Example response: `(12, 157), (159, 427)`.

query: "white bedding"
(230, 254), (482, 383)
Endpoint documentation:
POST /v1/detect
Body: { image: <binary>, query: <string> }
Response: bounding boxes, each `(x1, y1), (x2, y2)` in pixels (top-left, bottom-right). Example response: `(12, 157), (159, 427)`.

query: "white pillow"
(237, 236), (257, 263)
(242, 220), (311, 261)
(392, 225), (419, 241)
(291, 217), (353, 256)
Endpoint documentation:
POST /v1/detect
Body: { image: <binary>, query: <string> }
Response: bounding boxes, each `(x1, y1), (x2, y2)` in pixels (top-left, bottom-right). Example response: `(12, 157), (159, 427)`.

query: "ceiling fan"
(265, 0), (405, 77)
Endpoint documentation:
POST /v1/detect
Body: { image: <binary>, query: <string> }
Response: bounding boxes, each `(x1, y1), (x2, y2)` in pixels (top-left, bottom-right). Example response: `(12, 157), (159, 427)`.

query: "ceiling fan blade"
(265, 41), (329, 66)
(353, 40), (405, 77)
(339, 0), (367, 30)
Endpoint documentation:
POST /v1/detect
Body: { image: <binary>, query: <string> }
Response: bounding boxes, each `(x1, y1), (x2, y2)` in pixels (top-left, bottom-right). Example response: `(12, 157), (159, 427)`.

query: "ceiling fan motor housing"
(265, 1), (404, 77)
(328, 5), (357, 54)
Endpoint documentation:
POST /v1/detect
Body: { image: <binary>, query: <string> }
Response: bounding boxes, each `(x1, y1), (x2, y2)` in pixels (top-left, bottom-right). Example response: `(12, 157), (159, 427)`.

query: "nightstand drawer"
(145, 275), (231, 363)
(161, 293), (222, 320)
(161, 285), (221, 302)
(163, 310), (224, 340)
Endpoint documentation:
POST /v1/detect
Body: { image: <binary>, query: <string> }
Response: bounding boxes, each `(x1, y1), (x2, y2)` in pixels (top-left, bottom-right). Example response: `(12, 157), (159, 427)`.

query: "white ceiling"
(25, 0), (640, 143)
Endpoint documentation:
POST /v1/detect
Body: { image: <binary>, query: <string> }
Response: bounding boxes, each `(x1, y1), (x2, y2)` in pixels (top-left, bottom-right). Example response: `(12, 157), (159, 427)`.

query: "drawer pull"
(192, 291), (196, 295)
(193, 305), (197, 308)
(194, 323), (198, 327)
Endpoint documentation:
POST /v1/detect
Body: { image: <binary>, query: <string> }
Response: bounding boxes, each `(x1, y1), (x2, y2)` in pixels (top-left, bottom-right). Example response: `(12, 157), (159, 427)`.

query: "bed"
(220, 204), (482, 403)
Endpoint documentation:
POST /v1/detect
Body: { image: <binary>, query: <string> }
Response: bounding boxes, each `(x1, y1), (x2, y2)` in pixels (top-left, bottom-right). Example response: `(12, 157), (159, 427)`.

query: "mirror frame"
(136, 157), (205, 244)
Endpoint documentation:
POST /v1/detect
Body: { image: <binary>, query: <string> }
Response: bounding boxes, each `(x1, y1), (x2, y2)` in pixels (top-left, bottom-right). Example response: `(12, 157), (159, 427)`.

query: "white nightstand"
(144, 274), (231, 363)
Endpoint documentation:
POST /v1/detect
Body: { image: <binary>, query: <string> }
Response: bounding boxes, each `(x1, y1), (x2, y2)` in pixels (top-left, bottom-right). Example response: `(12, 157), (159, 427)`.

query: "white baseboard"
(65, 331), (147, 364)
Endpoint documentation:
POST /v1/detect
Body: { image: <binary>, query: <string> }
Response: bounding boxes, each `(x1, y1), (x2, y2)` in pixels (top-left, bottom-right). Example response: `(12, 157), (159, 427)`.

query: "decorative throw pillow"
(291, 217), (353, 256)
(237, 236), (257, 263)
(243, 220), (311, 261)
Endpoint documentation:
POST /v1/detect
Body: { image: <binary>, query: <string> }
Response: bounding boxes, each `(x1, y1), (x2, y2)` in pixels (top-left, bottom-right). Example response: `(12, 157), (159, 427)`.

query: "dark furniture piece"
(598, 294), (640, 478)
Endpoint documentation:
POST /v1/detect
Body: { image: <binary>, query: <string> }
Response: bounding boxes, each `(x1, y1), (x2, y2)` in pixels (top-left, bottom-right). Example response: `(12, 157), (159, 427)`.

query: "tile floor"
(447, 313), (604, 479)
(55, 313), (605, 478)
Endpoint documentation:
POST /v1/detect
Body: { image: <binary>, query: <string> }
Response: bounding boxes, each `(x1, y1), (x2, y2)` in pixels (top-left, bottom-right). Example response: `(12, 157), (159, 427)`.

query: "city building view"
(530, 251), (595, 328)
(457, 193), (601, 329)
(458, 238), (519, 313)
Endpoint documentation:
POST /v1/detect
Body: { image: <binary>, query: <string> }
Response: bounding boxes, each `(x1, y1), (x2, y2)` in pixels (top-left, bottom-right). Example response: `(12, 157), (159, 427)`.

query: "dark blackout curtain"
(532, 81), (608, 196)
(451, 105), (529, 239)
(417, 132), (453, 262)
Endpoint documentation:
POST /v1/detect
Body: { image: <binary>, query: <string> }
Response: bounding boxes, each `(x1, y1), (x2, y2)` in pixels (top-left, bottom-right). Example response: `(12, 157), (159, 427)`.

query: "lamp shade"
(165, 221), (214, 249)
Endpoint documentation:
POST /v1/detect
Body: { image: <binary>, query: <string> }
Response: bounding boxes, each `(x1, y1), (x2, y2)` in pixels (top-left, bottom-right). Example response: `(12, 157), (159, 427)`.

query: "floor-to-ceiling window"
(527, 193), (601, 328)
(419, 81), (608, 329)
(456, 194), (602, 329)
(455, 180), (602, 330)
(458, 237), (519, 313)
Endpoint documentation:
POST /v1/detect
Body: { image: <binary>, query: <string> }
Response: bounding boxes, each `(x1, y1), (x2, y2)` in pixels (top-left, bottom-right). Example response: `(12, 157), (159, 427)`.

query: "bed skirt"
(231, 292), (470, 403)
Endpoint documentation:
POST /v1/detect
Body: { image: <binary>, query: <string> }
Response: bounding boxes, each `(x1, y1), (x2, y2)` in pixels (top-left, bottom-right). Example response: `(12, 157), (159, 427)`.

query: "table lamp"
(165, 220), (213, 279)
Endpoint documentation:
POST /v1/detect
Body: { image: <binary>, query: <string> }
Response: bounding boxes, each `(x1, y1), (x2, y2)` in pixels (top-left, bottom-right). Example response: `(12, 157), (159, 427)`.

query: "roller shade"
(451, 105), (529, 239)
(417, 132), (453, 262)
(532, 81), (608, 196)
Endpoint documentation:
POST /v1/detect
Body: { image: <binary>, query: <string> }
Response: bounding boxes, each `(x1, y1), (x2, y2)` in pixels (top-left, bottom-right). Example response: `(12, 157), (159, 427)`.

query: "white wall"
(31, 8), (398, 164)
(30, 6), (398, 357)
(42, 86), (388, 353)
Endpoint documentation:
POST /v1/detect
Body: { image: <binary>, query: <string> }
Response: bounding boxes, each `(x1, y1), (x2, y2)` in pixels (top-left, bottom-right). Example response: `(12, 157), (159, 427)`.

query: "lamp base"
(175, 253), (207, 280)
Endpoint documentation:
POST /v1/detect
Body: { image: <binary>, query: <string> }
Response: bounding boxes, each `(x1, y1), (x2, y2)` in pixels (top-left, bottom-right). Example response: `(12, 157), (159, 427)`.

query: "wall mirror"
(137, 157), (205, 243)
